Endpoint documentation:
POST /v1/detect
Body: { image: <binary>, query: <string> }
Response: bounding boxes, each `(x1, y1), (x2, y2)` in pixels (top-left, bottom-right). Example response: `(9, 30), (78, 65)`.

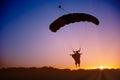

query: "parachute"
(49, 13), (99, 32)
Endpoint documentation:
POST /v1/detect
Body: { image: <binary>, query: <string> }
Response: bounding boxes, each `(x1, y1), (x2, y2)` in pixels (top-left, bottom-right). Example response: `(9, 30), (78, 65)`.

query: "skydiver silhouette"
(70, 48), (82, 67)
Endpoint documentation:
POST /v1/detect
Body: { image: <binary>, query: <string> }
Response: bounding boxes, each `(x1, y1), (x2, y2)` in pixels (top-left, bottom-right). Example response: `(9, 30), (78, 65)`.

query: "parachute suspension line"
(75, 30), (89, 51)
(72, 26), (83, 50)
(78, 28), (94, 52)
(58, 5), (69, 13)
(56, 33), (74, 52)
(77, 35), (84, 51)
(78, 38), (86, 51)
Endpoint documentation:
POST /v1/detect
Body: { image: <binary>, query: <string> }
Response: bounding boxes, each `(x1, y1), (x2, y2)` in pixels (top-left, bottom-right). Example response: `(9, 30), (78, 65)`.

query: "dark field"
(0, 67), (120, 80)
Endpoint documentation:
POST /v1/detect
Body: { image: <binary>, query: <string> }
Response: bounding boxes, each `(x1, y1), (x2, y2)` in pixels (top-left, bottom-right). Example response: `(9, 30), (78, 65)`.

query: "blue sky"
(0, 0), (120, 69)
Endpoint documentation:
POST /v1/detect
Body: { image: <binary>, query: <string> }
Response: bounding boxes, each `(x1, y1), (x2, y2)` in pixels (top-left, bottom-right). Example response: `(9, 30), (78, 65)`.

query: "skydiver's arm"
(71, 48), (75, 53)
(70, 54), (72, 56)
(79, 48), (81, 51)
(73, 51), (76, 54)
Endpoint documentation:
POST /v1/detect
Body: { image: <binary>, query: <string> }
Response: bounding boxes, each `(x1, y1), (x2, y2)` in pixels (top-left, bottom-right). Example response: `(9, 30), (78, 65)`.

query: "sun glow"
(99, 66), (105, 70)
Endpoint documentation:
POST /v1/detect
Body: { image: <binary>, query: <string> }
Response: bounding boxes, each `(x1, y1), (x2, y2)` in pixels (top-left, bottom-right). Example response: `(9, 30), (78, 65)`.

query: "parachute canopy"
(49, 13), (99, 32)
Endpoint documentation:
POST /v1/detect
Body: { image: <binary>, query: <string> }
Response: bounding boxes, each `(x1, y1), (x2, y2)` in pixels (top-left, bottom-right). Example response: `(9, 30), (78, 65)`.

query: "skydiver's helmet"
(76, 50), (79, 53)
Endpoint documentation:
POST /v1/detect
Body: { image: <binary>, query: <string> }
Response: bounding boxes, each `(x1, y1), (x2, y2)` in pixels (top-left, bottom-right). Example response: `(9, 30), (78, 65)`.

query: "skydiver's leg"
(75, 62), (77, 67)
(78, 60), (80, 67)
(78, 63), (80, 67)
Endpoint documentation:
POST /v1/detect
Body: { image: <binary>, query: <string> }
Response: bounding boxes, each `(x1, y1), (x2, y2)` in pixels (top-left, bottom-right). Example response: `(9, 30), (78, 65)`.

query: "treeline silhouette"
(0, 66), (120, 80)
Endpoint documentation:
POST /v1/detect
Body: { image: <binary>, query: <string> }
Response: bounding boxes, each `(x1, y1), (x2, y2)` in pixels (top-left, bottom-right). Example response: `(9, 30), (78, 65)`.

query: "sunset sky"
(0, 0), (120, 69)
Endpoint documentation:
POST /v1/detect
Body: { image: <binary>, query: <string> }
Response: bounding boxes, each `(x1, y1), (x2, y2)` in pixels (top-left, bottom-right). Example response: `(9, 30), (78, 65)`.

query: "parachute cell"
(49, 13), (99, 32)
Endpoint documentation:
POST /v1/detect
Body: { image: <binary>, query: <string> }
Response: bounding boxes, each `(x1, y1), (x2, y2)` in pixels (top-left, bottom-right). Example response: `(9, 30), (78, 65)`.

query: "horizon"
(1, 66), (120, 70)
